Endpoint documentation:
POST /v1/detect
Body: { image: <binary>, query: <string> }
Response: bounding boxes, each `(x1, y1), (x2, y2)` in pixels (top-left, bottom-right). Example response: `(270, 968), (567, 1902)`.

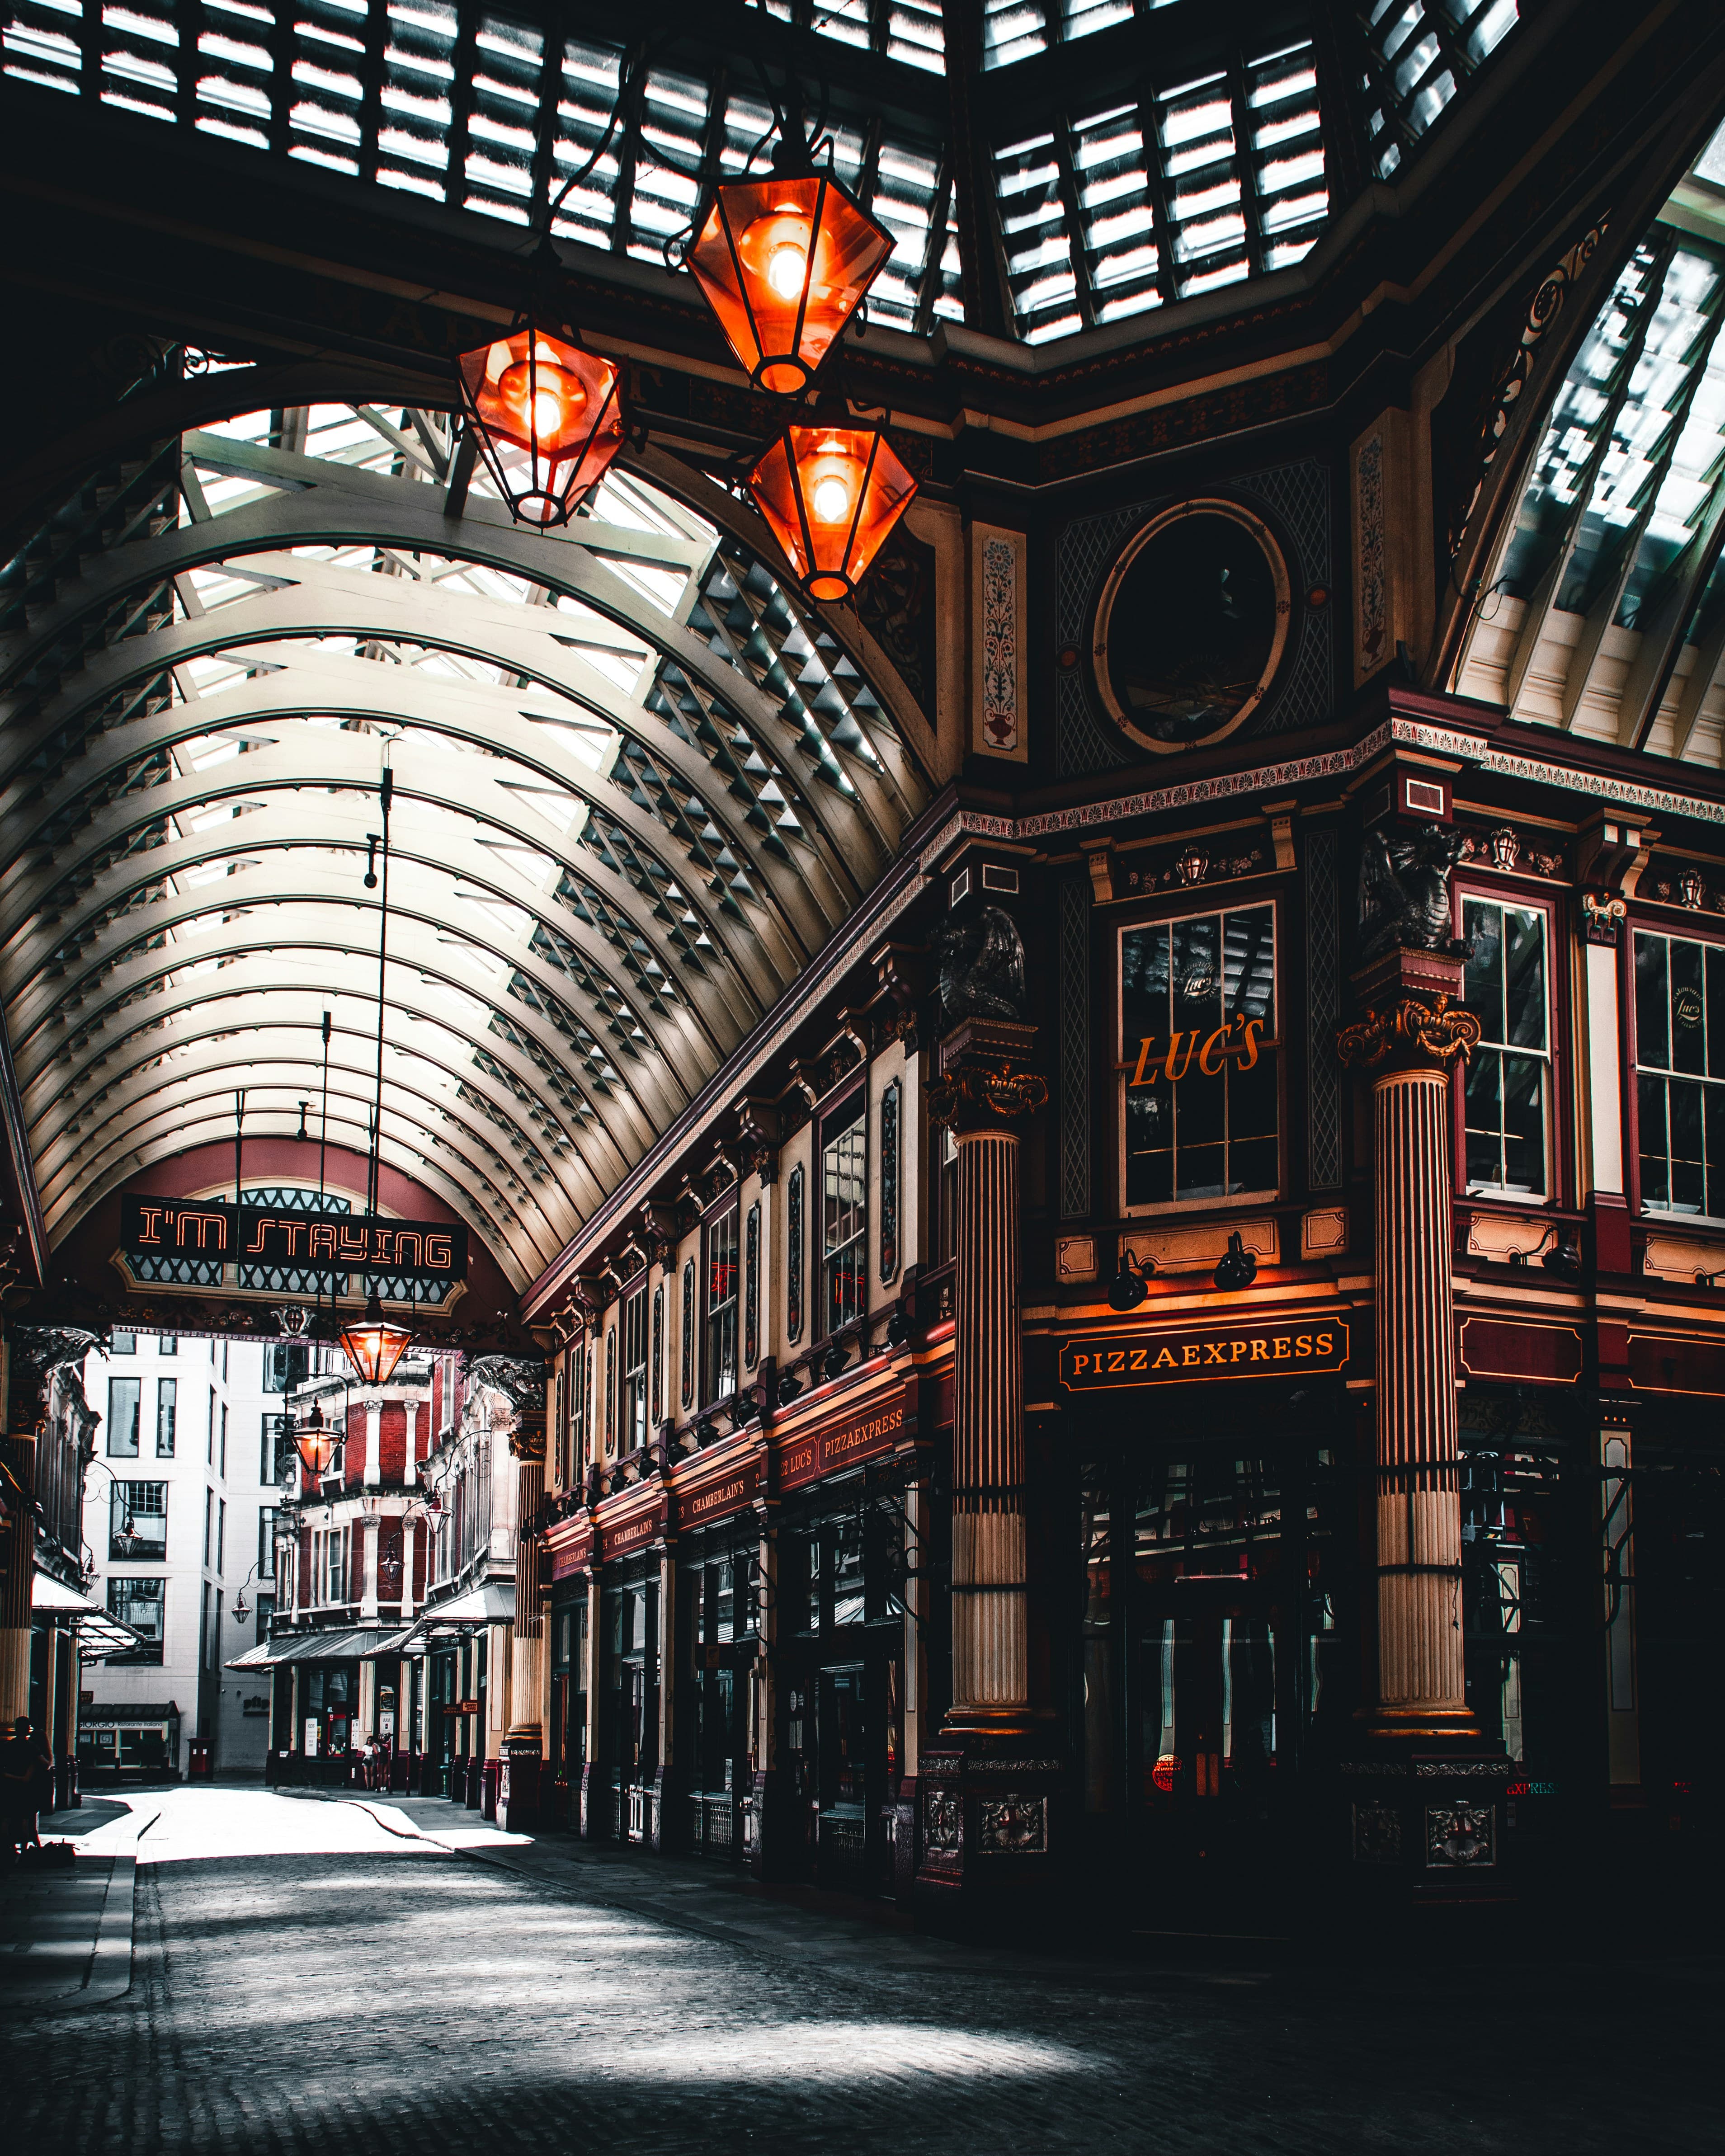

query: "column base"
(912, 1723), (1064, 1938)
(1339, 1726), (1512, 1910)
(498, 1734), (541, 1832)
(649, 1765), (681, 1854)
(578, 1759), (608, 1841)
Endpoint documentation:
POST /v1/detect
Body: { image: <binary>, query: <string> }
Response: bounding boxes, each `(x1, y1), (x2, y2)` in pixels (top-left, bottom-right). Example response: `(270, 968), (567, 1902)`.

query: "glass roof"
(0, 401), (928, 1285)
(1460, 118), (1725, 760)
(0, 0), (1524, 348)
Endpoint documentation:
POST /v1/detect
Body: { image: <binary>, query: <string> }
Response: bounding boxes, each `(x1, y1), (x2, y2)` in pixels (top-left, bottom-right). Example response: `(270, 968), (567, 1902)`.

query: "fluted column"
(500, 1395), (546, 1831)
(951, 1126), (1028, 1716)
(1340, 966), (1481, 1736)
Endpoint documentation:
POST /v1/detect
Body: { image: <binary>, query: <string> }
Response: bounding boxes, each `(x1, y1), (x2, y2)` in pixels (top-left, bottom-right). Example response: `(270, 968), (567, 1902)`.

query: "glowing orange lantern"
(339, 1288), (414, 1387)
(294, 1400), (339, 1478)
(688, 165), (893, 395)
(456, 320), (626, 528)
(748, 419), (917, 602)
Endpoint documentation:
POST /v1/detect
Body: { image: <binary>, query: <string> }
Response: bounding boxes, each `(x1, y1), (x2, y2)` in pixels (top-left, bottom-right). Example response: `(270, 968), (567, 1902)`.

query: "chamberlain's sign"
(121, 1197), (467, 1284)
(1059, 1319), (1349, 1389)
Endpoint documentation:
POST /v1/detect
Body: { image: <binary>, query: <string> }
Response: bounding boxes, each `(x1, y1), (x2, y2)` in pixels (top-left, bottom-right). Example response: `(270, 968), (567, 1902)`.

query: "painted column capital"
(929, 1017), (1046, 1134)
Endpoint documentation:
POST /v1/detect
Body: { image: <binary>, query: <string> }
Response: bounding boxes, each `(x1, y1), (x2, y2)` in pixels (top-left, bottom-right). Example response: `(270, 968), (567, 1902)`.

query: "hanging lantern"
(748, 418), (917, 602)
(339, 1288), (414, 1388)
(688, 163), (892, 395)
(456, 320), (626, 529)
(294, 1400), (339, 1479)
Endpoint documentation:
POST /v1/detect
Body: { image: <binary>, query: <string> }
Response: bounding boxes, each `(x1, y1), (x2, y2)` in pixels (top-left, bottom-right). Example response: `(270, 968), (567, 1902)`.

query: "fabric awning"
(416, 1581), (514, 1626)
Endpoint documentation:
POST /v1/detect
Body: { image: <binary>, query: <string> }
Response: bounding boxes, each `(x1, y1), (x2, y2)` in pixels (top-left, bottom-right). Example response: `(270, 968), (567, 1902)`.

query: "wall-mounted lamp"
(1108, 1248), (1156, 1311)
(1213, 1232), (1258, 1292)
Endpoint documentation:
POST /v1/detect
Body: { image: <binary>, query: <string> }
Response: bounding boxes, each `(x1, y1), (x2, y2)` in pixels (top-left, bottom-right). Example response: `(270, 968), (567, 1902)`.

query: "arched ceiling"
(1456, 116), (1725, 760)
(0, 402), (933, 1289)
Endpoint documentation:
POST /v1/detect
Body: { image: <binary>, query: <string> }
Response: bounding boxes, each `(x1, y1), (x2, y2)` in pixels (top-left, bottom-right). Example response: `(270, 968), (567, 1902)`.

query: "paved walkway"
(3, 1786), (1717, 2154)
(0, 1801), (137, 2013)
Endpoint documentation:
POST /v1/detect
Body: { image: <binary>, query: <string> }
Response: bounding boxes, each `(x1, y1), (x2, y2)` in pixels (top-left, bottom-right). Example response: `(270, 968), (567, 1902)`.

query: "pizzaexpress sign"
(1059, 1318), (1349, 1389)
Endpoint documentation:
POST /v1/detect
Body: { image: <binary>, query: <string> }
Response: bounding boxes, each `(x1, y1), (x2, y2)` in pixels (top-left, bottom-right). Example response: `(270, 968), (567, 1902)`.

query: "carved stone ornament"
(926, 1064), (1050, 1131)
(1337, 994), (1482, 1072)
(1425, 1802), (1496, 1868)
(1358, 823), (1470, 960)
(923, 1787), (961, 1855)
(1581, 891), (1627, 947)
(466, 1353), (550, 1412)
(1352, 1801), (1402, 1865)
(932, 904), (1027, 1025)
(977, 1794), (1048, 1855)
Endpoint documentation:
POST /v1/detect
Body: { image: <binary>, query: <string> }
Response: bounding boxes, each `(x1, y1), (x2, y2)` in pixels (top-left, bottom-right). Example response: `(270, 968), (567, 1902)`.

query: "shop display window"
(1635, 927), (1725, 1218)
(1461, 897), (1551, 1197)
(1120, 902), (1278, 1210)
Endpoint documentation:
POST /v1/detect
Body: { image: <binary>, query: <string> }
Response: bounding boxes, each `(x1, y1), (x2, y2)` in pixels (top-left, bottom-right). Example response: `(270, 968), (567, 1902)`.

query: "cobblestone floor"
(7, 1788), (1718, 2156)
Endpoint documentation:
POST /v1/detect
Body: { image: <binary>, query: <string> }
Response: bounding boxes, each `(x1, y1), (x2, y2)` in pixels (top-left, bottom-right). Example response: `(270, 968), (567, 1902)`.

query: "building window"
(217, 1497), (226, 1577)
(651, 1285), (664, 1425)
(1635, 928), (1725, 1218)
(1461, 898), (1551, 1197)
(553, 1365), (567, 1488)
(111, 1332), (136, 1356)
(159, 1335), (177, 1356)
(786, 1164), (805, 1344)
(110, 1482), (166, 1562)
(109, 1576), (165, 1663)
(938, 1124), (959, 1264)
(623, 1283), (649, 1452)
(108, 1377), (141, 1458)
(570, 1341), (588, 1479)
(256, 1593), (275, 1643)
(261, 1414), (290, 1486)
(311, 1526), (351, 1606)
(707, 1207), (739, 1402)
(745, 1202), (761, 1370)
(880, 1078), (901, 1282)
(220, 1402), (228, 1478)
(156, 1378), (177, 1459)
(604, 1326), (617, 1455)
(263, 1342), (309, 1394)
(259, 1507), (278, 1577)
(822, 1097), (867, 1335)
(1120, 903), (1278, 1210)
(205, 1488), (214, 1566)
(681, 1258), (696, 1410)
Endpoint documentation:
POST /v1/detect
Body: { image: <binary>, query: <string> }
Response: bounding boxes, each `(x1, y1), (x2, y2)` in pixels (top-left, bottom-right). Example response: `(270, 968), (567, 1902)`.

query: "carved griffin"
(932, 904), (1026, 1025)
(1358, 824), (1472, 960)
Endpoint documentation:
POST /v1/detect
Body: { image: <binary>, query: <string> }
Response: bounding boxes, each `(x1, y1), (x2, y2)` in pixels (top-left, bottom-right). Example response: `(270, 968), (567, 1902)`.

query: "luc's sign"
(121, 1197), (467, 1284)
(1059, 1319), (1349, 1389)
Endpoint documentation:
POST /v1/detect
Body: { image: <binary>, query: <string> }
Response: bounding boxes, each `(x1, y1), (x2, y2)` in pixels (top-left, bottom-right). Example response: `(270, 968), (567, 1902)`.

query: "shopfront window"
(1120, 904), (1278, 1210)
(1635, 928), (1725, 1218)
(107, 1377), (141, 1457)
(822, 1097), (867, 1333)
(108, 1576), (165, 1663)
(1462, 898), (1550, 1196)
(707, 1208), (739, 1402)
(110, 1481), (166, 1562)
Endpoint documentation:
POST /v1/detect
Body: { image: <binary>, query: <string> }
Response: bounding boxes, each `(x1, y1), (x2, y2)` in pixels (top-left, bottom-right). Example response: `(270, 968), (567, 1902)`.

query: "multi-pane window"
(159, 1335), (177, 1356)
(622, 1284), (650, 1452)
(111, 1332), (136, 1355)
(569, 1342), (588, 1479)
(108, 1577), (165, 1664)
(156, 1379), (177, 1459)
(108, 1377), (141, 1458)
(259, 1508), (278, 1578)
(1636, 931), (1725, 1219)
(822, 1097), (869, 1334)
(312, 1526), (351, 1606)
(261, 1414), (290, 1486)
(707, 1210), (740, 1403)
(110, 1482), (166, 1562)
(1461, 899), (1550, 1197)
(1120, 905), (1278, 1208)
(217, 1498), (226, 1577)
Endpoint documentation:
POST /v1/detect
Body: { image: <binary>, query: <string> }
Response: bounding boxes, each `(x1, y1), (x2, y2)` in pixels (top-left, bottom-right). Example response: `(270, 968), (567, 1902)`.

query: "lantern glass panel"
(689, 174), (892, 394)
(457, 325), (626, 528)
(749, 425), (917, 602)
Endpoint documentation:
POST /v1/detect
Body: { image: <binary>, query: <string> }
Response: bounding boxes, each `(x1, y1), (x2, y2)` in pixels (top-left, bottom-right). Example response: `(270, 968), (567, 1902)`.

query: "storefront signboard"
(1059, 1318), (1349, 1389)
(675, 1453), (761, 1532)
(548, 1522), (594, 1579)
(778, 1387), (906, 1492)
(600, 1497), (668, 1562)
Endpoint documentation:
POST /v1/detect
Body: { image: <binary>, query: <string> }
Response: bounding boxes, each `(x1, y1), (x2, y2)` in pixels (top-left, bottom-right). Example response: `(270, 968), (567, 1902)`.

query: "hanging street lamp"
(338, 1289), (414, 1389)
(294, 1396), (339, 1479)
(687, 134), (893, 395)
(747, 413), (917, 602)
(456, 309), (626, 529)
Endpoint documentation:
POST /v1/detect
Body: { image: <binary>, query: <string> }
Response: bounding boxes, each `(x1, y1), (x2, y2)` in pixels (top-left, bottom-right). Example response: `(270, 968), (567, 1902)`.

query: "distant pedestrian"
(0, 1715), (52, 1864)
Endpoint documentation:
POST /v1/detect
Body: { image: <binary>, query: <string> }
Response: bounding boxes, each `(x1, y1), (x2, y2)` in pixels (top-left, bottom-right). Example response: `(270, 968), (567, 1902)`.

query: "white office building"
(79, 1330), (292, 1780)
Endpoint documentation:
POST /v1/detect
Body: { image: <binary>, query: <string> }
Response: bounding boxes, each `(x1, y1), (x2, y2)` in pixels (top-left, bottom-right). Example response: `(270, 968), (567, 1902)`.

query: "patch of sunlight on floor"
(69, 1788), (457, 1865)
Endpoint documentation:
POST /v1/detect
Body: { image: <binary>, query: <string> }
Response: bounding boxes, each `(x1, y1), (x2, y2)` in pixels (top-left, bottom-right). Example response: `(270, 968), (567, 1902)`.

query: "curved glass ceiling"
(0, 402), (929, 1286)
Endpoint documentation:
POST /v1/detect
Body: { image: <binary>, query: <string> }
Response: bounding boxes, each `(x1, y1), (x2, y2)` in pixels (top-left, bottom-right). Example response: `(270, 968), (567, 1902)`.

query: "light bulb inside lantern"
(499, 354), (586, 448)
(766, 240), (809, 300)
(811, 473), (852, 524)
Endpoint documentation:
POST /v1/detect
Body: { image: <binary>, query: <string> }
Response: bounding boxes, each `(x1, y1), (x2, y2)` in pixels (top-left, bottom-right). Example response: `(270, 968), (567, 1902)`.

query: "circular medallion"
(1093, 499), (1292, 753)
